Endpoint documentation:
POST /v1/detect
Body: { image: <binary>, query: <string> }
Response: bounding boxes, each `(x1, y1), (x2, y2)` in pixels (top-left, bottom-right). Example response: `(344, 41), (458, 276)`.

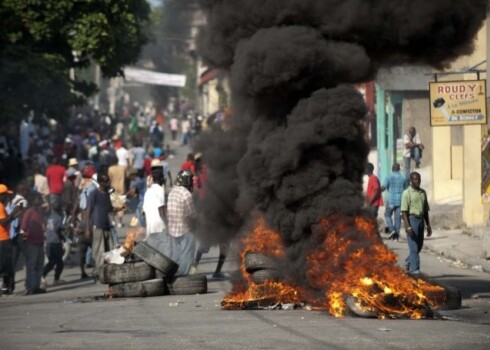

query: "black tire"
(99, 262), (155, 285)
(244, 252), (278, 273)
(167, 275), (208, 295)
(423, 278), (462, 311)
(440, 285), (462, 310)
(108, 279), (166, 298)
(250, 269), (282, 284)
(133, 241), (178, 278)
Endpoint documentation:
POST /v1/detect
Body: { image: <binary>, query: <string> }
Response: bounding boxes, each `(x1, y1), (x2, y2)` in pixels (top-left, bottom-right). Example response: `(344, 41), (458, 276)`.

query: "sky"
(148, 0), (162, 8)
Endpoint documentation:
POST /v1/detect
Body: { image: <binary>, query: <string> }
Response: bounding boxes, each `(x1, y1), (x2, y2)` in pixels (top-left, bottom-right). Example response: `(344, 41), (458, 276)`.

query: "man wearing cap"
(62, 168), (79, 221)
(67, 158), (81, 187)
(0, 184), (24, 294)
(167, 170), (196, 276)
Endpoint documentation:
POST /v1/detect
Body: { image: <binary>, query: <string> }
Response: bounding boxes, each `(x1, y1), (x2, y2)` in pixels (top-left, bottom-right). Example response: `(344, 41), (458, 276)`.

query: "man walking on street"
(42, 202), (64, 285)
(401, 172), (432, 277)
(382, 163), (407, 241)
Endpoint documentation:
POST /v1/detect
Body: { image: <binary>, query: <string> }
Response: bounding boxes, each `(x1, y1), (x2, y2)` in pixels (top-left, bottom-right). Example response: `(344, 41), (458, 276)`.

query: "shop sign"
(429, 80), (487, 126)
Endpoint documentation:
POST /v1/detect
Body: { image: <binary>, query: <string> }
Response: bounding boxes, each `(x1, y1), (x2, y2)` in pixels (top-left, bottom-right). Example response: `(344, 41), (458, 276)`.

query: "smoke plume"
(195, 0), (487, 261)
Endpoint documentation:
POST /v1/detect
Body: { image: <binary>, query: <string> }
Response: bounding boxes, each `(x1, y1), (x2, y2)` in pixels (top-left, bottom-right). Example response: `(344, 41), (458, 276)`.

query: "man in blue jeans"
(382, 163), (407, 241)
(401, 172), (432, 277)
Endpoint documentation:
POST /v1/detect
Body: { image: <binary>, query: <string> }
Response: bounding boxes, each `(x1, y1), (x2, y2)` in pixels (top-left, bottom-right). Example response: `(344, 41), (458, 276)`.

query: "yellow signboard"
(429, 80), (487, 126)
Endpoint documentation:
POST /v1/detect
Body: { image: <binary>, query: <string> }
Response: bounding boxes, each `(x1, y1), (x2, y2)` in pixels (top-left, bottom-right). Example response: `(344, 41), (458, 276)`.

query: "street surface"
(1, 143), (489, 350)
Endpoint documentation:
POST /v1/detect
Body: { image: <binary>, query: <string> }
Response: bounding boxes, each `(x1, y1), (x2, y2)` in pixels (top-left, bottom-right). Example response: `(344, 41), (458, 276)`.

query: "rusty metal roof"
(376, 66), (433, 91)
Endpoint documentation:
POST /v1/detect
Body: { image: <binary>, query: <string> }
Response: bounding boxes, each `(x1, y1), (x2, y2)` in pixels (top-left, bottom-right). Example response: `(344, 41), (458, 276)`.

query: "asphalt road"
(1, 233), (489, 350)
(1, 142), (490, 350)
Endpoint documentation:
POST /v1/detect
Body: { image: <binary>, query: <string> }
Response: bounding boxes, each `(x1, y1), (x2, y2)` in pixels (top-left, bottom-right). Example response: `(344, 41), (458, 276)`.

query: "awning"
(199, 69), (218, 86)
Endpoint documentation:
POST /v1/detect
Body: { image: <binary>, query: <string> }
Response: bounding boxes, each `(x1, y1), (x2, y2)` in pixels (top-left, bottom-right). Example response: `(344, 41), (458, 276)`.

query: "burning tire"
(133, 241), (178, 278)
(250, 269), (282, 284)
(244, 252), (278, 273)
(108, 279), (166, 298)
(167, 275), (208, 295)
(98, 262), (155, 285)
(345, 296), (379, 318)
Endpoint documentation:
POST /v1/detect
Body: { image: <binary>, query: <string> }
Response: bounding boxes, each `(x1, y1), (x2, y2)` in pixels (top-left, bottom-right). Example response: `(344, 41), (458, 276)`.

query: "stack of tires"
(244, 252), (282, 284)
(101, 241), (207, 298)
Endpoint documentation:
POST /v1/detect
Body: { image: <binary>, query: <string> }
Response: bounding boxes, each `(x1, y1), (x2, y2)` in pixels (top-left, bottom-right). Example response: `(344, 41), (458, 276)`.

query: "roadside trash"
(378, 328), (391, 332)
(103, 247), (126, 265)
(281, 303), (297, 310)
(129, 216), (139, 227)
(471, 265), (483, 272)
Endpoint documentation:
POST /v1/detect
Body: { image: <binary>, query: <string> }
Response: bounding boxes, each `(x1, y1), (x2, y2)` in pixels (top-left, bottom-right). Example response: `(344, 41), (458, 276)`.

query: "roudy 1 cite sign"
(429, 80), (487, 126)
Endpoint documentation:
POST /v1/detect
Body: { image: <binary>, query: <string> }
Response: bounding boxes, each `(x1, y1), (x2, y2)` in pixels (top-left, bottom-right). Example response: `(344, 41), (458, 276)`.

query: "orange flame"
(122, 230), (144, 252)
(242, 216), (284, 256)
(224, 215), (445, 319)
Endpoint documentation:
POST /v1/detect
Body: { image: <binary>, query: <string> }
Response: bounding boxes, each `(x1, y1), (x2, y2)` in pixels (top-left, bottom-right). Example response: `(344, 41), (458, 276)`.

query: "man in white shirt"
(170, 117), (179, 141)
(403, 127), (424, 179)
(116, 143), (129, 169)
(143, 164), (166, 238)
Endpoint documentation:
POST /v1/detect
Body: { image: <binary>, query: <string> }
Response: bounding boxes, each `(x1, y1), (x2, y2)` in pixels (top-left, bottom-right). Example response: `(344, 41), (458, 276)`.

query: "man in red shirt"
(366, 163), (383, 220)
(180, 153), (195, 174)
(45, 157), (66, 210)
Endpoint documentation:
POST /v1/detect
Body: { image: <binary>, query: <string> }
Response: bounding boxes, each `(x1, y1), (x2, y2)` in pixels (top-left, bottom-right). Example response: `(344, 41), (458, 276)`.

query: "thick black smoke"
(195, 0), (487, 254)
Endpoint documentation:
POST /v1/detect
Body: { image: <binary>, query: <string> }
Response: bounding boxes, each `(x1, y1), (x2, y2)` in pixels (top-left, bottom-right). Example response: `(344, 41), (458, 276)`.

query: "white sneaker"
(40, 277), (47, 289)
(189, 266), (197, 275)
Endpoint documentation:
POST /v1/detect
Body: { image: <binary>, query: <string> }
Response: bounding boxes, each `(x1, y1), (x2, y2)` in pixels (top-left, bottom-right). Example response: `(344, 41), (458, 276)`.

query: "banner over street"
(124, 67), (186, 87)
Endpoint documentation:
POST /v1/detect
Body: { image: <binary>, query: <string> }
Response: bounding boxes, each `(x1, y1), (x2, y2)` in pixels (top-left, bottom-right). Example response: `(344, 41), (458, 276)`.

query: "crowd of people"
(0, 105), (228, 296)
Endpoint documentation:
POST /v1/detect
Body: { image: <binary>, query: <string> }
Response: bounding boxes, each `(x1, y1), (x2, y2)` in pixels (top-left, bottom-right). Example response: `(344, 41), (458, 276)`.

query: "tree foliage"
(0, 0), (150, 121)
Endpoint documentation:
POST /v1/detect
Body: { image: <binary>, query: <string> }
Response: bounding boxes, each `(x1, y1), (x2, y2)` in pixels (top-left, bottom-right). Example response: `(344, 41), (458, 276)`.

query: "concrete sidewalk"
(379, 198), (490, 274)
(421, 228), (490, 273)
